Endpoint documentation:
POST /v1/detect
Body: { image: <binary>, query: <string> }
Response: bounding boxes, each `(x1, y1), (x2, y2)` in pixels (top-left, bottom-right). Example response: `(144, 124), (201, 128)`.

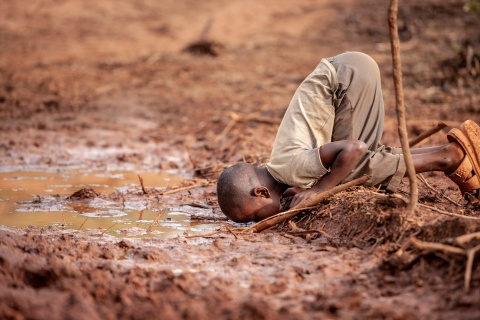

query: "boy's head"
(216, 163), (282, 223)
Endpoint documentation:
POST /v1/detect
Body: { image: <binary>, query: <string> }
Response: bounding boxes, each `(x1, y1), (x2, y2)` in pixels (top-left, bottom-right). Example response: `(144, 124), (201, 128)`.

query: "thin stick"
(418, 203), (480, 221)
(248, 176), (369, 233)
(465, 244), (480, 292)
(388, 0), (418, 213)
(185, 145), (197, 169)
(184, 230), (225, 238)
(225, 225), (239, 240)
(147, 208), (168, 232)
(61, 212), (65, 230)
(138, 175), (148, 195)
(199, 17), (213, 40)
(409, 122), (447, 147)
(368, 189), (480, 221)
(75, 217), (89, 234)
(161, 182), (206, 195)
(121, 192), (126, 208)
(101, 223), (117, 236)
(417, 173), (462, 207)
(287, 229), (334, 242)
(216, 113), (238, 143)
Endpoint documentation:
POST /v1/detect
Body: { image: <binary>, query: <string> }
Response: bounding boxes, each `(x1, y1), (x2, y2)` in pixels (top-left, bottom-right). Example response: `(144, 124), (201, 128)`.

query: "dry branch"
(388, 0), (418, 212)
(248, 175), (369, 233)
(409, 122), (447, 147)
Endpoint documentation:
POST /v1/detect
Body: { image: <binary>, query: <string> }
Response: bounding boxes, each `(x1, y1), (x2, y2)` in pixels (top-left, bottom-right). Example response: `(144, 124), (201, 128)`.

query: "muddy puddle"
(0, 170), (220, 238)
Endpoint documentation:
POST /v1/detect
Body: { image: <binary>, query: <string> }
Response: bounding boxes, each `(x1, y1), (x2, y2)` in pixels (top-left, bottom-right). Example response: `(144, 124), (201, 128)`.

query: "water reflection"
(0, 171), (219, 238)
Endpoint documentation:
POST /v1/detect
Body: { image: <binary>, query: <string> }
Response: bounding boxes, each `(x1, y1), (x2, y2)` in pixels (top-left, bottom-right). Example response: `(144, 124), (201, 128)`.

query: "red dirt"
(1, 0), (480, 319)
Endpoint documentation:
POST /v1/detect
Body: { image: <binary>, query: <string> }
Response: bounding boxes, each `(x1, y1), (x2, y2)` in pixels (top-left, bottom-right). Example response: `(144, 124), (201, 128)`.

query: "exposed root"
(465, 244), (480, 292)
(457, 232), (480, 246)
(396, 233), (480, 291)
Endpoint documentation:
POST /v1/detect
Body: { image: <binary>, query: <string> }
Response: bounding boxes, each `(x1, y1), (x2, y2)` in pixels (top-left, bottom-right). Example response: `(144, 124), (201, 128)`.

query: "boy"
(217, 52), (480, 223)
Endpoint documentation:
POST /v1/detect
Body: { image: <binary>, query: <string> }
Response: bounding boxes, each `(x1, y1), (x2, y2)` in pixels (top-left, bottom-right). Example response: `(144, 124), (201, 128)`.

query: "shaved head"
(216, 163), (259, 222)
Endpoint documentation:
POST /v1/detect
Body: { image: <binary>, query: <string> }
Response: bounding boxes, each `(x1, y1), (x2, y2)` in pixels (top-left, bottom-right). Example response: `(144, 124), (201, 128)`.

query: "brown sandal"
(447, 120), (480, 200)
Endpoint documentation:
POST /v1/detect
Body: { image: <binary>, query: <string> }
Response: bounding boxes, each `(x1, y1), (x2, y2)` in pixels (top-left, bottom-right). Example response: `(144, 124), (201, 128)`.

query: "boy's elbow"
(349, 140), (368, 158)
(358, 141), (368, 154)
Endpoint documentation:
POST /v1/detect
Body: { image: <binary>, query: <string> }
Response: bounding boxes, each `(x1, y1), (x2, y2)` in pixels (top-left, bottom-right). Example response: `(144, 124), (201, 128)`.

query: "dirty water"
(0, 170), (220, 238)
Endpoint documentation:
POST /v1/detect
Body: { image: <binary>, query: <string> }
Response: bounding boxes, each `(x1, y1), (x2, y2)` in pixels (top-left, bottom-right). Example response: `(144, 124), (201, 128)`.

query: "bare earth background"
(1, 0), (480, 319)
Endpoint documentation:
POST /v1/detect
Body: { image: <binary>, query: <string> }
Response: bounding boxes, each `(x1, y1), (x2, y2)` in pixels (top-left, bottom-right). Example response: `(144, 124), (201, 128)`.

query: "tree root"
(396, 234), (480, 292)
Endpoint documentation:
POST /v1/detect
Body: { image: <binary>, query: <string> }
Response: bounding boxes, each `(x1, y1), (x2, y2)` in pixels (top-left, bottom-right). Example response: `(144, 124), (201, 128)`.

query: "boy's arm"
(289, 140), (367, 208)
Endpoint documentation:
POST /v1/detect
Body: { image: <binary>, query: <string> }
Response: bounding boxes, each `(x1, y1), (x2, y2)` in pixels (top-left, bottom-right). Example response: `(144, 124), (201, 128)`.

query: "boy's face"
(245, 195), (282, 222)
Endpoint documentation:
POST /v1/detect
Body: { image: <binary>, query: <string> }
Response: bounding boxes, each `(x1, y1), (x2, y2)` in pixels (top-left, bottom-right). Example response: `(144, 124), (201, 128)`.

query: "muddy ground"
(1, 0), (480, 319)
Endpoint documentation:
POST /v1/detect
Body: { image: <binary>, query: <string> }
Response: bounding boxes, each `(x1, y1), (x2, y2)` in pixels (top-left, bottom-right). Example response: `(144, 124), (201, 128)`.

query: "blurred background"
(0, 0), (479, 173)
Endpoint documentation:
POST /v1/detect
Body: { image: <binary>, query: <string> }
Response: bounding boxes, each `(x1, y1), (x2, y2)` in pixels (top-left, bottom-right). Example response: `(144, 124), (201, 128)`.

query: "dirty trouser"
(326, 52), (406, 191)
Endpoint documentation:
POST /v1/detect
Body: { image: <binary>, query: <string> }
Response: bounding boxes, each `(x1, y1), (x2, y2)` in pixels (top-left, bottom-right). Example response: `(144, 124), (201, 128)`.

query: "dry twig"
(138, 175), (148, 195)
(417, 173), (462, 207)
(74, 217), (89, 234)
(101, 223), (117, 236)
(216, 112), (239, 143)
(147, 208), (168, 233)
(225, 225), (239, 240)
(185, 145), (197, 169)
(161, 181), (208, 195)
(409, 122), (447, 147)
(418, 203), (480, 221)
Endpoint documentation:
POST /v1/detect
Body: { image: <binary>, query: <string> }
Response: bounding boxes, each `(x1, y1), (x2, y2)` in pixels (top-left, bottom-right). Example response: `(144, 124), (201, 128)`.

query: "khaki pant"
(327, 52), (406, 191)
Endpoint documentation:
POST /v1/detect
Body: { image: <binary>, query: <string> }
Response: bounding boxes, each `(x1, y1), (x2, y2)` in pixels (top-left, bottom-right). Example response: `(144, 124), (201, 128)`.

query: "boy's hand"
(283, 187), (305, 197)
(289, 189), (318, 208)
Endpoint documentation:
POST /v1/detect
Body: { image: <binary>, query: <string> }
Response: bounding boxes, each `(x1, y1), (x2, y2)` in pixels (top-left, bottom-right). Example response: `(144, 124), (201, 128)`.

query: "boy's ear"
(252, 186), (271, 198)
